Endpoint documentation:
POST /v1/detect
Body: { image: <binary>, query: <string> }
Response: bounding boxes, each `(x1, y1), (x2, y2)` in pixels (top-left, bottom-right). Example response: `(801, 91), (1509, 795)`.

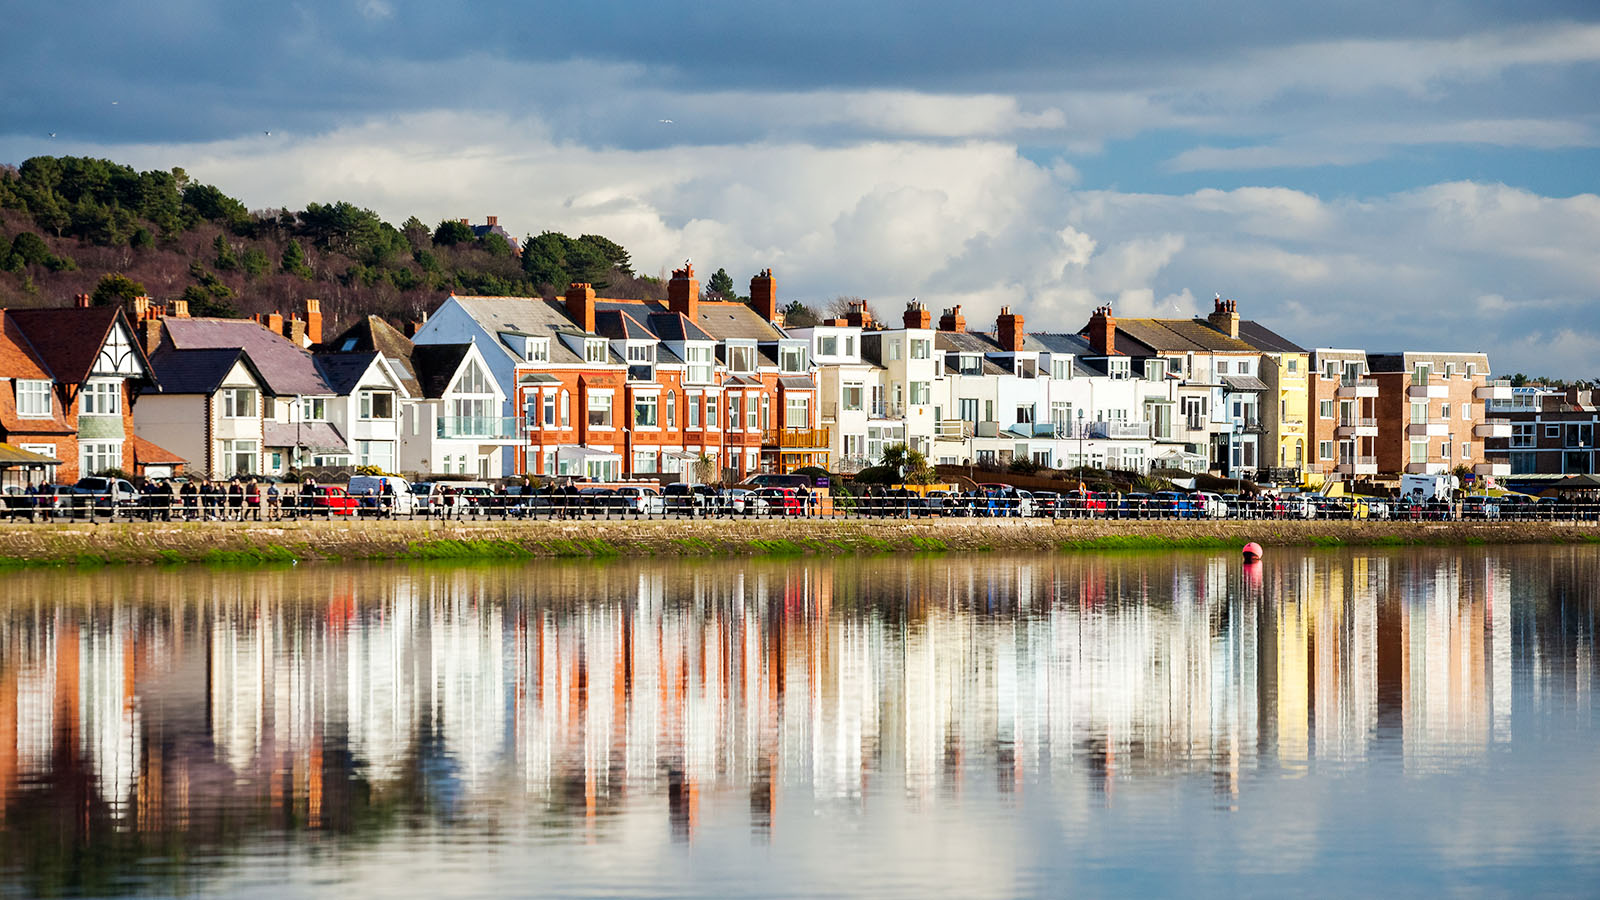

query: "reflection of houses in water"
(0, 552), (1589, 848)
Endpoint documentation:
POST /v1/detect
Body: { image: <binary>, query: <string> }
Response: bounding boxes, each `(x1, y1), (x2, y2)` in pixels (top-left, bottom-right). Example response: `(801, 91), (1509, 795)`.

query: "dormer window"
(585, 340), (608, 363)
(818, 335), (839, 357)
(16, 380), (51, 418)
(626, 343), (656, 381)
(727, 344), (756, 374)
(1051, 358), (1072, 380)
(1144, 361), (1164, 381)
(1108, 359), (1131, 380)
(960, 355), (981, 376)
(780, 345), (807, 373)
(525, 338), (549, 362)
(686, 345), (714, 383)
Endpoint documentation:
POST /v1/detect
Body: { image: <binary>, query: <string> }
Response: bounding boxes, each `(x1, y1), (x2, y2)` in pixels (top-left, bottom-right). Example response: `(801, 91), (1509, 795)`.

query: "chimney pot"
(668, 262), (699, 322)
(303, 298), (323, 345)
(486, 215), (498, 227)
(903, 300), (931, 330)
(1087, 304), (1117, 356)
(937, 305), (966, 333)
(749, 268), (778, 323)
(565, 282), (597, 333)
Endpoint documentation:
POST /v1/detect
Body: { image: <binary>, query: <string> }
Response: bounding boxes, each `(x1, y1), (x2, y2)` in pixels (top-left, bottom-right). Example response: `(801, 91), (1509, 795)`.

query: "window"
(728, 394), (741, 429)
(526, 339), (549, 362)
(300, 397), (327, 421)
(223, 388), (258, 419)
(786, 396), (809, 428)
(817, 336), (839, 357)
(706, 395), (718, 428)
(1412, 364), (1431, 386)
(780, 345), (807, 373)
(1323, 361), (1338, 379)
(747, 394), (758, 430)
(1444, 363), (1456, 378)
(889, 340), (902, 361)
(1411, 402), (1429, 425)
(634, 394), (657, 427)
(1409, 440), (1429, 464)
(359, 390), (394, 420)
(1461, 442), (1471, 459)
(1145, 361), (1163, 381)
(911, 339), (931, 359)
(688, 395), (701, 429)
(80, 440), (122, 476)
(960, 355), (982, 375)
(666, 391), (677, 429)
(633, 450), (657, 473)
(16, 380), (51, 418)
(686, 345), (714, 383)
(451, 396), (494, 422)
(1466, 364), (1477, 378)
(843, 384), (864, 411)
(585, 340), (608, 363)
(356, 440), (394, 472)
(81, 380), (120, 416)
(728, 345), (756, 374)
(588, 393), (613, 427)
(1051, 359), (1072, 380)
(1216, 360), (1230, 375)
(1441, 402), (1451, 419)
(560, 390), (571, 427)
(1319, 440), (1333, 461)
(1319, 399), (1334, 418)
(1511, 423), (1535, 448)
(844, 336), (855, 357)
(1462, 404), (1471, 420)
(455, 361), (491, 394)
(1107, 359), (1130, 380)
(222, 439), (257, 476)
(1546, 424), (1561, 438)
(760, 396), (770, 430)
(1236, 360), (1252, 376)
(543, 392), (556, 427)
(909, 382), (930, 405)
(1442, 441), (1452, 460)
(1287, 359), (1299, 373)
(1015, 405), (1034, 425)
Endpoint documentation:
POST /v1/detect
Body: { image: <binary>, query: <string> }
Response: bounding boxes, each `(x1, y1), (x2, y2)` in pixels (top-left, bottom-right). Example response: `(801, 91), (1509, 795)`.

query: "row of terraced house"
(0, 266), (1515, 489)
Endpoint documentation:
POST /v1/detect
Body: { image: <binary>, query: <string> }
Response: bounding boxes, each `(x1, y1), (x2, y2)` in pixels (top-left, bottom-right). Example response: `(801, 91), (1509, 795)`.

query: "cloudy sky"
(3, 1), (1598, 374)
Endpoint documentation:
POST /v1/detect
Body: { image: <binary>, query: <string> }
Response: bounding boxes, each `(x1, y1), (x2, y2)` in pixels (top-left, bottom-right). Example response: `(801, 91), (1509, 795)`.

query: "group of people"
(132, 479), (288, 521)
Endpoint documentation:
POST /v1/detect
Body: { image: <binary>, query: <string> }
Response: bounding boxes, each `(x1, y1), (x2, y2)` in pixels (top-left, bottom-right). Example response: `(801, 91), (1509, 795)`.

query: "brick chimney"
(170, 299), (190, 318)
(267, 311), (284, 334)
(486, 215), (498, 227)
(903, 300), (931, 330)
(668, 262), (699, 322)
(406, 310), (428, 338)
(304, 298), (323, 345)
(845, 300), (873, 329)
(749, 268), (778, 323)
(129, 294), (151, 322)
(75, 293), (91, 308)
(1087, 304), (1116, 356)
(566, 282), (597, 333)
(938, 305), (966, 333)
(996, 306), (1025, 352)
(286, 316), (306, 346)
(459, 218), (469, 226)
(1207, 296), (1240, 339)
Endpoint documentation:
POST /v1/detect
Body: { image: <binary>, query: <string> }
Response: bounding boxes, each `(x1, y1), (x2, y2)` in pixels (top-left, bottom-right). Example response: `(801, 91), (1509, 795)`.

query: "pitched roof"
(0, 314), (52, 381)
(161, 318), (331, 395)
(148, 347), (264, 395)
(323, 316), (423, 396)
(590, 298), (783, 342)
(1236, 321), (1306, 354)
(644, 312), (716, 343)
(314, 352), (382, 396)
(445, 296), (588, 365)
(1100, 318), (1257, 354)
(6, 306), (147, 386)
(411, 344), (473, 399)
(594, 309), (656, 341)
(130, 434), (186, 466)
(263, 421), (349, 452)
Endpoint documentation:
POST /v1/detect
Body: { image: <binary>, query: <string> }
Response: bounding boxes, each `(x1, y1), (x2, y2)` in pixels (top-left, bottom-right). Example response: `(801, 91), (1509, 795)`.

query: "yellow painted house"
(1238, 318), (1310, 478)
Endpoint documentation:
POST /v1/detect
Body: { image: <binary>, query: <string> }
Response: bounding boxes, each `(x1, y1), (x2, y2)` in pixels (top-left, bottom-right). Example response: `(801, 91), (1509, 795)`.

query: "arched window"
(666, 391), (677, 429)
(760, 396), (771, 431)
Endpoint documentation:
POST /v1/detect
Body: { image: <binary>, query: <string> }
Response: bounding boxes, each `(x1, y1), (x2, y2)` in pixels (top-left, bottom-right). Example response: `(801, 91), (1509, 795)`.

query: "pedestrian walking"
(266, 483), (281, 520)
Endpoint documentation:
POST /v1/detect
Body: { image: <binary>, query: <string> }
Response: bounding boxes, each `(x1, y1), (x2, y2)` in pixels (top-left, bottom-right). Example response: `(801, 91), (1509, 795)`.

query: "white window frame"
(81, 379), (121, 416)
(222, 387), (258, 419)
(16, 379), (52, 418)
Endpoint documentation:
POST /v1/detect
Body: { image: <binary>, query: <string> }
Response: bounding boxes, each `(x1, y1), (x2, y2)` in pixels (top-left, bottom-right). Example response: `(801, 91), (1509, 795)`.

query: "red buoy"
(1242, 542), (1263, 562)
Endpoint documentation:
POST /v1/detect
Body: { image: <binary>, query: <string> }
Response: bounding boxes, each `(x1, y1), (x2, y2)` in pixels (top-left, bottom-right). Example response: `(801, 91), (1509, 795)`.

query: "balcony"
(763, 426), (830, 450)
(1335, 417), (1377, 438)
(437, 416), (526, 441)
(1407, 383), (1449, 399)
(1475, 418), (1512, 438)
(1280, 415), (1306, 431)
(1405, 421), (1449, 438)
(1336, 456), (1378, 475)
(836, 455), (872, 474)
(1475, 380), (1513, 401)
(1474, 461), (1511, 477)
(1088, 421), (1153, 440)
(869, 402), (906, 420)
(935, 419), (974, 440)
(1336, 379), (1378, 399)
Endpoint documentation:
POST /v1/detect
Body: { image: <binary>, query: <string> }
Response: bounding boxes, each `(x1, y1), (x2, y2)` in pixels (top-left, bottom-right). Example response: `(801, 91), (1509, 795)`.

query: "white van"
(347, 475), (418, 515)
(1400, 473), (1457, 502)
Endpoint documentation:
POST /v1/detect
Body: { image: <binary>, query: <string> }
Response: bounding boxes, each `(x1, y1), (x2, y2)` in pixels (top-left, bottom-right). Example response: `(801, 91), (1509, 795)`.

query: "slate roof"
(411, 344), (473, 399)
(323, 316), (422, 396)
(8, 306), (153, 386)
(644, 312), (716, 343)
(129, 435), (186, 466)
(1222, 374), (1270, 392)
(446, 296), (588, 365)
(594, 309), (656, 341)
(589, 298), (783, 342)
(263, 421), (349, 452)
(148, 348), (265, 395)
(1237, 321), (1306, 354)
(1099, 317), (1258, 354)
(0, 315), (51, 381)
(161, 318), (331, 395)
(1025, 333), (1104, 376)
(313, 352), (382, 396)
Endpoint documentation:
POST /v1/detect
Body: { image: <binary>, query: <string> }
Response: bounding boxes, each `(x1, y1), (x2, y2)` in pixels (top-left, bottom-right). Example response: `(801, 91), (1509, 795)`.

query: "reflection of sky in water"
(1, 548), (1597, 897)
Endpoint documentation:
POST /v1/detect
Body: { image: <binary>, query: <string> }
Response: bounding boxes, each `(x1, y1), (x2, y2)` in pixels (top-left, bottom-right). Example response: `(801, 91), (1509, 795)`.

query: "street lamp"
(1077, 408), (1085, 473)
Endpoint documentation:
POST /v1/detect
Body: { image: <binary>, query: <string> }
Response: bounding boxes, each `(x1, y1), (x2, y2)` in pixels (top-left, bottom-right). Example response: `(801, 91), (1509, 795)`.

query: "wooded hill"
(0, 155), (711, 334)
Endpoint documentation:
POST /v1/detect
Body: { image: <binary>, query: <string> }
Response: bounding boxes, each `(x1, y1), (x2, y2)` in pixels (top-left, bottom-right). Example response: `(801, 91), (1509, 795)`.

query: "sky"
(3, 1), (1598, 375)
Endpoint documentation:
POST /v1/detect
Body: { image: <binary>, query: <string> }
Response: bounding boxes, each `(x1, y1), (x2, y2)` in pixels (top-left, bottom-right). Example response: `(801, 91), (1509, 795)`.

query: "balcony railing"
(936, 419), (974, 440)
(869, 403), (905, 419)
(437, 416), (526, 440)
(1338, 417), (1378, 429)
(1086, 421), (1153, 440)
(763, 426), (830, 449)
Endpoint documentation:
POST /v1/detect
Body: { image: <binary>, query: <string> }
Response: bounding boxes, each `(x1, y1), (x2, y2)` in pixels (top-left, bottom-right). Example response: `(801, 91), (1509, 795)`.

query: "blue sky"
(3, 1), (1598, 374)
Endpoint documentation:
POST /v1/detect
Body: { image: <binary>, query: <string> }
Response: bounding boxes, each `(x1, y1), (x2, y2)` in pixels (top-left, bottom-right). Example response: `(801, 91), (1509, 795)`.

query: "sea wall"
(0, 518), (1596, 566)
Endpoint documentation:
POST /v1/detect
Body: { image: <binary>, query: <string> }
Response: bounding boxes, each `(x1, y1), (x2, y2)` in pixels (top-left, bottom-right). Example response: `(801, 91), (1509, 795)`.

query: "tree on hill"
(91, 272), (145, 307)
(281, 239), (313, 279)
(706, 267), (737, 301)
(432, 219), (475, 246)
(520, 231), (633, 292)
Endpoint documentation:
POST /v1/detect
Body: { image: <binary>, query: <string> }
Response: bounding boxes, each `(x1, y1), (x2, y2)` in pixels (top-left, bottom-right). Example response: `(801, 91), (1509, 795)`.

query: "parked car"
(664, 483), (721, 515)
(1460, 495), (1502, 521)
(1031, 490), (1062, 517)
(613, 486), (665, 515)
(74, 476), (141, 512)
(1152, 491), (1200, 518)
(924, 489), (972, 517)
(348, 474), (419, 516)
(306, 485), (361, 516)
(754, 486), (804, 516)
(1193, 491), (1229, 518)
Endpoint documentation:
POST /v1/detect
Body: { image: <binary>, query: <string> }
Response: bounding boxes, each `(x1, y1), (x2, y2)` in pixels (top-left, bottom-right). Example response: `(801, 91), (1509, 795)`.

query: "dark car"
(664, 483), (721, 515)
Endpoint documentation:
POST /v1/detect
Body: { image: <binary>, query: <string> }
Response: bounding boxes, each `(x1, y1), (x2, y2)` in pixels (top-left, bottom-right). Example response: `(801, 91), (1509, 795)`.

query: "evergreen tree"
(213, 233), (238, 270)
(706, 267), (737, 301)
(281, 239), (313, 279)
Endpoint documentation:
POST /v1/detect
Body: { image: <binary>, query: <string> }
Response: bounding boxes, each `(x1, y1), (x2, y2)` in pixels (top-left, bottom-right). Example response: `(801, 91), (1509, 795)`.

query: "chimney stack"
(566, 282), (597, 333)
(459, 218), (469, 226)
(486, 215), (498, 227)
(903, 300), (931, 330)
(668, 262), (699, 323)
(286, 316), (307, 346)
(845, 300), (873, 329)
(406, 310), (428, 338)
(170, 299), (190, 318)
(937, 305), (966, 333)
(1086, 305), (1116, 356)
(1207, 296), (1240, 339)
(303, 298), (323, 345)
(142, 317), (163, 357)
(267, 311), (284, 335)
(75, 293), (91, 308)
(996, 306), (1025, 352)
(749, 268), (778, 323)
(129, 294), (151, 322)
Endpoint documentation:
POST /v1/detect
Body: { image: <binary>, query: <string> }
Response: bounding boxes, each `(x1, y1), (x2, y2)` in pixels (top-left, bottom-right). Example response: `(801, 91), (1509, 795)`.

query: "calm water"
(1, 549), (1597, 898)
